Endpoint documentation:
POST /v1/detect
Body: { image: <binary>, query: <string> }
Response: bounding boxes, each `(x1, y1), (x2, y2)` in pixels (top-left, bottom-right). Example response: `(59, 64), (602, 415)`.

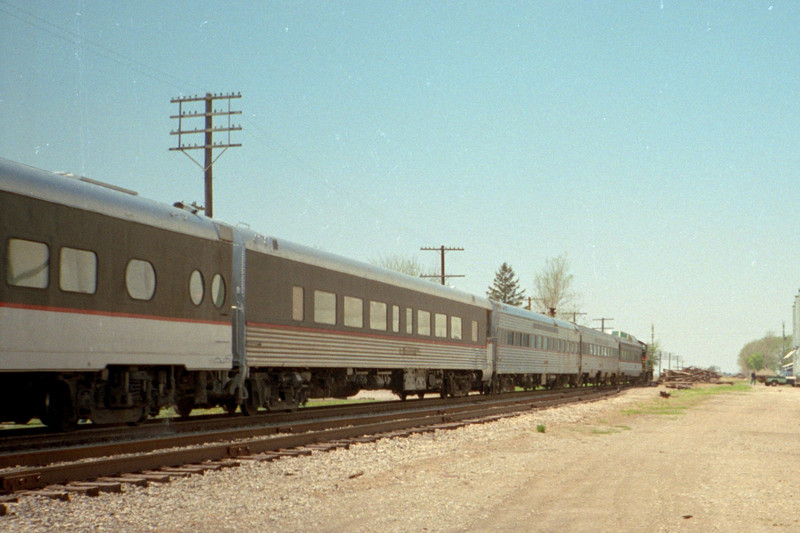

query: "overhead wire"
(2, 0), (440, 259)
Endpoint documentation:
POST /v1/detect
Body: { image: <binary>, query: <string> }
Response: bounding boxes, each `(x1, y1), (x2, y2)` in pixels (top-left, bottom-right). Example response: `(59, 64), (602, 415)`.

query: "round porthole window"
(126, 259), (156, 301)
(189, 270), (204, 306)
(211, 273), (226, 308)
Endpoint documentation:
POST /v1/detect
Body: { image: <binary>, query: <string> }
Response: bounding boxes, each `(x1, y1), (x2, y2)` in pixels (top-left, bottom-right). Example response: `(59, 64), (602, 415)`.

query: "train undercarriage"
(1, 364), (649, 431)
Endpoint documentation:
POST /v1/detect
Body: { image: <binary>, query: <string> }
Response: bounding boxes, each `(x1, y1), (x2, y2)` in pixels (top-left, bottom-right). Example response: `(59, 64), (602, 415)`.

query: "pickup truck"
(762, 375), (795, 386)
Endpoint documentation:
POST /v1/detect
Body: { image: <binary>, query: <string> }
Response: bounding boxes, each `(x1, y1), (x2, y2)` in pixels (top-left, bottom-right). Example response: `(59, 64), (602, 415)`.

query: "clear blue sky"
(3, 1), (799, 373)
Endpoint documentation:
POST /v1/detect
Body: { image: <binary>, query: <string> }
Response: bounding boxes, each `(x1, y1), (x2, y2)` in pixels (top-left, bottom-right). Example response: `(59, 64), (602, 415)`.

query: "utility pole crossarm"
(420, 246), (464, 285)
(593, 317), (614, 333)
(170, 92), (242, 219)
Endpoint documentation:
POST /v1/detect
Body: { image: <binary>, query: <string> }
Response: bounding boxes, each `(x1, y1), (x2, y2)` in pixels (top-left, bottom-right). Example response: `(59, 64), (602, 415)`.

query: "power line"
(0, 1), (201, 92)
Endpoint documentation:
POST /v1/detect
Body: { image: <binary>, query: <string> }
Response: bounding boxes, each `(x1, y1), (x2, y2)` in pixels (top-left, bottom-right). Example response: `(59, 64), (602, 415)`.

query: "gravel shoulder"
(4, 384), (799, 532)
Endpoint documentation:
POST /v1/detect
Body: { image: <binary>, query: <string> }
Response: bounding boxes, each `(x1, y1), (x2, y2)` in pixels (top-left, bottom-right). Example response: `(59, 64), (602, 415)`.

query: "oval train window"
(211, 273), (225, 308)
(189, 270), (204, 306)
(126, 259), (156, 301)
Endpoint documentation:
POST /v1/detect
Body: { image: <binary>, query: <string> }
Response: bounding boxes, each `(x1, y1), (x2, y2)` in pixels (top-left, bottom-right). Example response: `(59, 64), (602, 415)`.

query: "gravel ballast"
(3, 385), (797, 532)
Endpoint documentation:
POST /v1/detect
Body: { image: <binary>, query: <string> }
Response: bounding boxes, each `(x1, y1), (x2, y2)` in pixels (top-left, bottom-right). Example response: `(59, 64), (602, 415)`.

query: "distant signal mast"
(170, 92), (242, 218)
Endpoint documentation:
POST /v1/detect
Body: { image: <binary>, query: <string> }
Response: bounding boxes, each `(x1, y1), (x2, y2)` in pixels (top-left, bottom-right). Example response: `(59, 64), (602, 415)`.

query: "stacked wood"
(658, 367), (726, 389)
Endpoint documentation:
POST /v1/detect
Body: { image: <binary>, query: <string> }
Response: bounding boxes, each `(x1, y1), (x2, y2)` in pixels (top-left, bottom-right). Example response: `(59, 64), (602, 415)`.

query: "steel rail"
(0, 387), (620, 495)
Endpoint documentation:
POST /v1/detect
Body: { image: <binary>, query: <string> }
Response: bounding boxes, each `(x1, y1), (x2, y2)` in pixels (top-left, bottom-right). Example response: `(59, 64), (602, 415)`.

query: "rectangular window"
(472, 320), (478, 343)
(292, 286), (304, 321)
(418, 310), (431, 336)
(451, 316), (462, 340)
(435, 313), (447, 338)
(59, 247), (97, 294)
(406, 308), (414, 334)
(7, 238), (49, 288)
(314, 290), (336, 325)
(344, 296), (363, 328)
(522, 334), (530, 348)
(392, 305), (400, 333)
(370, 301), (387, 331)
(507, 331), (515, 345)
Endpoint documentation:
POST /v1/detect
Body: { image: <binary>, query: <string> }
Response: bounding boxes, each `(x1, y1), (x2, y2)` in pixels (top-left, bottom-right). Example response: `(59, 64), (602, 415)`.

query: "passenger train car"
(0, 159), (650, 430)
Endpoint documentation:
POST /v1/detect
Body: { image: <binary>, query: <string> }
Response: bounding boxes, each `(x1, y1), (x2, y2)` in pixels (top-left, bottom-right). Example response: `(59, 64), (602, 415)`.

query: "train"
(0, 158), (651, 430)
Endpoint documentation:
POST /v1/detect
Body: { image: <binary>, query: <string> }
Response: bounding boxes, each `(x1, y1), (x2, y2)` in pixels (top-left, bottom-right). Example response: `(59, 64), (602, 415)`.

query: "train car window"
(370, 301), (387, 331)
(406, 308), (413, 334)
(292, 286), (304, 321)
(211, 274), (226, 308)
(59, 247), (97, 294)
(7, 238), (49, 288)
(314, 290), (336, 325)
(125, 259), (156, 300)
(189, 270), (204, 305)
(392, 305), (400, 333)
(522, 334), (530, 347)
(471, 320), (478, 343)
(417, 310), (431, 336)
(451, 316), (462, 340)
(344, 296), (363, 328)
(434, 313), (447, 338)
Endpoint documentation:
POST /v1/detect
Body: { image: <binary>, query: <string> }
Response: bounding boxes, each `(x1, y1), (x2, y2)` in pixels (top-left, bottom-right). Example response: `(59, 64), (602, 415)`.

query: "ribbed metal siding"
(496, 346), (580, 374)
(619, 361), (642, 377)
(497, 312), (555, 334)
(581, 354), (619, 375)
(245, 325), (490, 374)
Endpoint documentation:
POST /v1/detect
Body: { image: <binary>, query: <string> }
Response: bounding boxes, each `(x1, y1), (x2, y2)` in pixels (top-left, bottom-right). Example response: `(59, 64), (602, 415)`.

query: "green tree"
(487, 263), (526, 306)
(746, 352), (765, 371)
(737, 332), (791, 373)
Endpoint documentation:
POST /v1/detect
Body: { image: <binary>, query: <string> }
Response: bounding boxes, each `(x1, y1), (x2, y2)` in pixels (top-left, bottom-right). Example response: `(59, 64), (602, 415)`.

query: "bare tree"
(370, 254), (437, 280)
(532, 253), (577, 315)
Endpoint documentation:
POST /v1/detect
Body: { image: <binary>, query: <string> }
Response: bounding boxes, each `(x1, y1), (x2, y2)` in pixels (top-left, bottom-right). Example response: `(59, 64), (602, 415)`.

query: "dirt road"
(5, 384), (800, 532)
(475, 384), (800, 532)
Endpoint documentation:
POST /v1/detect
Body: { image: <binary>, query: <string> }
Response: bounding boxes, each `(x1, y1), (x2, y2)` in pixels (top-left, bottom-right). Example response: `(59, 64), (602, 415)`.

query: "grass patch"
(591, 425), (631, 435)
(622, 383), (751, 418)
(536, 424), (546, 433)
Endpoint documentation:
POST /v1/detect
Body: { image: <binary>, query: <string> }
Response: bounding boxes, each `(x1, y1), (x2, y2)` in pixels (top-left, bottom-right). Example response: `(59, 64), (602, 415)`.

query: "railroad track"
(0, 387), (622, 502)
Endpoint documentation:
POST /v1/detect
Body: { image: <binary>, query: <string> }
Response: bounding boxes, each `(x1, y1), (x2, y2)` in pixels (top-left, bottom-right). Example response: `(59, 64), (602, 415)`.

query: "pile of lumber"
(658, 367), (725, 389)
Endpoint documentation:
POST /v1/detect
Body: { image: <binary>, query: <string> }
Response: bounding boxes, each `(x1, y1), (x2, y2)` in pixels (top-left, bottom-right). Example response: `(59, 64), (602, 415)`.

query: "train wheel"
(126, 408), (148, 426)
(41, 382), (77, 432)
(223, 400), (238, 415)
(241, 381), (260, 415)
(241, 398), (259, 416)
(176, 398), (194, 418)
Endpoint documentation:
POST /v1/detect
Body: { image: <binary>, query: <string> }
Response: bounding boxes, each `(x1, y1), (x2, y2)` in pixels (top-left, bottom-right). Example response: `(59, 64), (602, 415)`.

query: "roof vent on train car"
(57, 172), (138, 196)
(214, 223), (234, 243)
(173, 201), (204, 214)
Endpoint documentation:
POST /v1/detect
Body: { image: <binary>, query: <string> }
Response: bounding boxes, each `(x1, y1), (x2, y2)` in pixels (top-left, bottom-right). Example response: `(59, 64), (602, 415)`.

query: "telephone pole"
(594, 317), (614, 333)
(420, 246), (464, 285)
(566, 311), (587, 323)
(170, 92), (242, 218)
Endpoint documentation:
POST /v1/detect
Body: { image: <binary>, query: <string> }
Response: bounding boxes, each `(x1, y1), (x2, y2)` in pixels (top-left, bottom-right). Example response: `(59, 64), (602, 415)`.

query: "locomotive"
(0, 158), (650, 430)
